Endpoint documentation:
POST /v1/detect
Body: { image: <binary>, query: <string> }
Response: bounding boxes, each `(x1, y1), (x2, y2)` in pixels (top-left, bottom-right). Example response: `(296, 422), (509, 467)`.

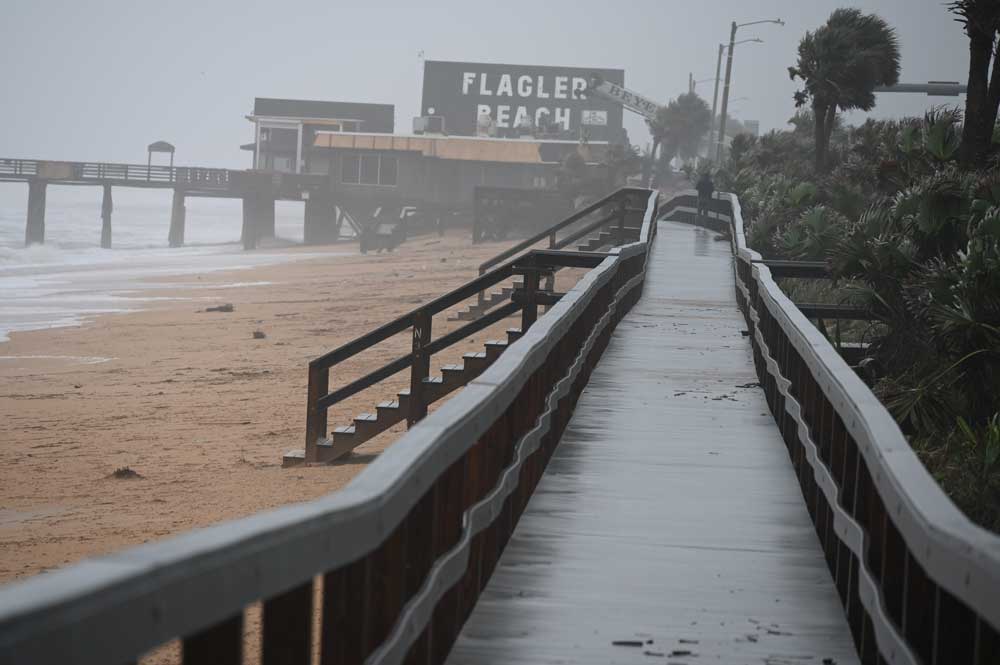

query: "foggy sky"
(0, 0), (969, 171)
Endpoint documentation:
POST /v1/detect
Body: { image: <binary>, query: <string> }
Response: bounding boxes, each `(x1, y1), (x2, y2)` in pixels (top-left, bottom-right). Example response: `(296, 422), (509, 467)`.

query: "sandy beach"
(0, 231), (535, 584)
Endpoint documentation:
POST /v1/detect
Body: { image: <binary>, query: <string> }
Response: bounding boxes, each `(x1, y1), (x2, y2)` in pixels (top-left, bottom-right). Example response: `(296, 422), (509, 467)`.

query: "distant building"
(243, 98), (394, 174)
(305, 130), (611, 219)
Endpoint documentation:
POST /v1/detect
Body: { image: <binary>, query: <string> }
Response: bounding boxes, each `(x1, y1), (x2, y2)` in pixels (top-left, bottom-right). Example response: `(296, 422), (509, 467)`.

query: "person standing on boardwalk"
(696, 171), (715, 222)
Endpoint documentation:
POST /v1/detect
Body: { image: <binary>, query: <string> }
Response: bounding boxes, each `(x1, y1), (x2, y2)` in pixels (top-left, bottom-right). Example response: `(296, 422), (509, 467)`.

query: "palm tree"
(646, 93), (712, 180)
(949, 1), (1000, 166)
(646, 106), (671, 186)
(789, 9), (901, 172)
(665, 93), (713, 163)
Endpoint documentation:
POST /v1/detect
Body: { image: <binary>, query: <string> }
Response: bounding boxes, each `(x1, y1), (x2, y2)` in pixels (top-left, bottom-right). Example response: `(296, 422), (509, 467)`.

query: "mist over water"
(0, 190), (317, 343)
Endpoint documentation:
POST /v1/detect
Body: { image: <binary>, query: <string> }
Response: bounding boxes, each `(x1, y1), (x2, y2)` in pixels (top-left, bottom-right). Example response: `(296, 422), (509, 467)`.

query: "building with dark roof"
(243, 98), (394, 174)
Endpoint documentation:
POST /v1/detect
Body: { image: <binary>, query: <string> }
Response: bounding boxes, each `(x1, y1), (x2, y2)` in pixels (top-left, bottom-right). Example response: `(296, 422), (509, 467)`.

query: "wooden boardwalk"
(447, 221), (860, 664)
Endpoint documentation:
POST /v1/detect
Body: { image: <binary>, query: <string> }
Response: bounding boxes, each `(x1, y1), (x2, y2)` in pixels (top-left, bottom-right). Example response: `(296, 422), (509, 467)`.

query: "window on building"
(380, 157), (398, 186)
(360, 155), (380, 185)
(342, 154), (360, 184)
(341, 153), (397, 186)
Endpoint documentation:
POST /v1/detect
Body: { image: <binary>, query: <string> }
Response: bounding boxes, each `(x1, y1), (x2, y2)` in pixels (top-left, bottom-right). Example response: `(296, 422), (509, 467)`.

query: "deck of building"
(447, 220), (860, 664)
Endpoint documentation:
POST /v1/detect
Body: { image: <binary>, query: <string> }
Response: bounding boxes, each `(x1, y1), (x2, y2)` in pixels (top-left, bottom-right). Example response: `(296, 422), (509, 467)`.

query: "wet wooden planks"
(447, 222), (860, 664)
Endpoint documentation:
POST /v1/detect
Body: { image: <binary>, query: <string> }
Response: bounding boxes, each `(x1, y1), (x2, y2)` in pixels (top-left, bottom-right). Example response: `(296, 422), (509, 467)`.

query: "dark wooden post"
(260, 193), (276, 239)
(100, 185), (113, 249)
(25, 179), (46, 246)
(241, 193), (258, 250)
(473, 195), (481, 244)
(521, 269), (540, 332)
(408, 309), (432, 427)
(304, 363), (329, 462)
(617, 195), (627, 245)
(168, 189), (186, 248)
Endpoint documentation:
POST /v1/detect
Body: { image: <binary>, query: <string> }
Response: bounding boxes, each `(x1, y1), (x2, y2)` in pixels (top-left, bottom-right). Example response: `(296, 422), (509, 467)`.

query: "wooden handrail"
(663, 191), (1000, 663)
(0, 188), (660, 665)
(477, 187), (646, 275)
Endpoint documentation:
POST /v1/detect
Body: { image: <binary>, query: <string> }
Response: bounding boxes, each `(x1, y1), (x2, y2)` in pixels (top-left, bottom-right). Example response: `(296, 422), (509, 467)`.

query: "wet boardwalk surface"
(447, 222), (860, 665)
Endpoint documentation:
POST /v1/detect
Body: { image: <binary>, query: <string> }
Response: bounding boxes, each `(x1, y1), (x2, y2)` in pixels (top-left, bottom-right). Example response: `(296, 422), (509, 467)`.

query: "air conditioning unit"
(413, 115), (445, 135)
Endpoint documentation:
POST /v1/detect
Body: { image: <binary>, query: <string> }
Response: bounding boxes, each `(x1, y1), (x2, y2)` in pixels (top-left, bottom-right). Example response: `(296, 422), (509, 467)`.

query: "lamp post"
(708, 38), (761, 160)
(717, 18), (784, 162)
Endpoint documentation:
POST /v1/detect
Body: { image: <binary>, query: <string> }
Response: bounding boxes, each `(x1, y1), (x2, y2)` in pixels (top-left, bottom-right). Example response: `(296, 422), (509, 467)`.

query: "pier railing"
(0, 157), (232, 189)
(663, 191), (1000, 664)
(0, 188), (659, 665)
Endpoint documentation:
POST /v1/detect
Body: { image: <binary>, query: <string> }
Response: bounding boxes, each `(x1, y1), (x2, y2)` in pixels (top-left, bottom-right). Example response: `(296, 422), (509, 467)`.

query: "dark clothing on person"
(696, 174), (715, 221)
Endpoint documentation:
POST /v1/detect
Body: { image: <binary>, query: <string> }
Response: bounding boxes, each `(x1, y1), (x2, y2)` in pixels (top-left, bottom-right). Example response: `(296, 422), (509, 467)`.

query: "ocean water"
(0, 185), (328, 343)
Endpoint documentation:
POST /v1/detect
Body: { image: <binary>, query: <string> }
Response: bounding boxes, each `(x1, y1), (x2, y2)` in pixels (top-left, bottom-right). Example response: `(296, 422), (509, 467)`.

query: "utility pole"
(716, 18), (783, 163)
(708, 44), (724, 160)
(716, 22), (738, 163)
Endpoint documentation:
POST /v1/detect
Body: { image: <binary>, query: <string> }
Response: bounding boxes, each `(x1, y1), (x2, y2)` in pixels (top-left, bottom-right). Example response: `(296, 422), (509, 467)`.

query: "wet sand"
(0, 231), (529, 583)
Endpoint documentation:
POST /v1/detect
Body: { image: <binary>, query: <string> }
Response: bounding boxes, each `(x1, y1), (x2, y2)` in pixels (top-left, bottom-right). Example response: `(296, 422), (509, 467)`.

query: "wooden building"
(242, 98), (394, 174)
(303, 131), (610, 235)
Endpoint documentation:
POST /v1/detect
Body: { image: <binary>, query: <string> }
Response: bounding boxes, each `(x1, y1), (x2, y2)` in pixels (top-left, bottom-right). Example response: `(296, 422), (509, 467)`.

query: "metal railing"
(0, 188), (660, 665)
(0, 158), (232, 189)
(663, 191), (1000, 664)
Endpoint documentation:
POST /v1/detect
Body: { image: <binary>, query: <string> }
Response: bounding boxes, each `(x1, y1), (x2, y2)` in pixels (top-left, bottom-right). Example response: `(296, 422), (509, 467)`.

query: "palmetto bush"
(727, 109), (1000, 531)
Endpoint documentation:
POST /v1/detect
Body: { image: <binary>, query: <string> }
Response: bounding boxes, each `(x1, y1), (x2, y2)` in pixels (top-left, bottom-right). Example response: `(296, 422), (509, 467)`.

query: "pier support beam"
(303, 191), (335, 245)
(100, 185), (113, 249)
(168, 189), (186, 248)
(25, 179), (47, 246)
(241, 191), (275, 250)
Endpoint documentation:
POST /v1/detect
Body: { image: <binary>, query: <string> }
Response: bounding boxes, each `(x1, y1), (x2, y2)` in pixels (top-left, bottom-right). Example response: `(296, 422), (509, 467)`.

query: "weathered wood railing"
(303, 187), (650, 463)
(0, 157), (233, 189)
(472, 187), (648, 305)
(664, 191), (1000, 664)
(0, 188), (659, 665)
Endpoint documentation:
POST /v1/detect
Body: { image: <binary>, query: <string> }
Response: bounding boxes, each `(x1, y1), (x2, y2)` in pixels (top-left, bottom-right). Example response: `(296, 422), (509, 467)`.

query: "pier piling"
(168, 189), (186, 248)
(25, 179), (47, 246)
(303, 191), (333, 245)
(241, 191), (275, 250)
(100, 185), (113, 249)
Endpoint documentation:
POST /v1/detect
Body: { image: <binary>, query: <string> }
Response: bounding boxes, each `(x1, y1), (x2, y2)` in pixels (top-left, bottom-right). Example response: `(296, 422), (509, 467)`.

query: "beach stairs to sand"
(283, 328), (524, 467)
(577, 230), (616, 252)
(449, 228), (621, 323)
(449, 279), (552, 322)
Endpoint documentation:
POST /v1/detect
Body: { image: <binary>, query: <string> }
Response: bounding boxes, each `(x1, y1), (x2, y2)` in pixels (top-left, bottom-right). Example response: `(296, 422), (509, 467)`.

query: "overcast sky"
(0, 0), (969, 170)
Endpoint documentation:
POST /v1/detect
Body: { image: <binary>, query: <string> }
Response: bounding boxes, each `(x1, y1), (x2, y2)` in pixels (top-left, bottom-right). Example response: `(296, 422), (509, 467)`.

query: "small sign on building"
(581, 110), (608, 126)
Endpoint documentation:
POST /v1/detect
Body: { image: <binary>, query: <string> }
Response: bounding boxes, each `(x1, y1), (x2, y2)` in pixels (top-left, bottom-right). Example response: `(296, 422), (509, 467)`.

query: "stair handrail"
(476, 186), (647, 276)
(304, 187), (650, 462)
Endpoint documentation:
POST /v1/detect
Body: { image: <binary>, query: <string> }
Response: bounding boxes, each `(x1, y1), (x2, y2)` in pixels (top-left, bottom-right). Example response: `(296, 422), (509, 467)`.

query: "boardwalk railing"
(303, 187), (651, 463)
(0, 157), (232, 189)
(0, 188), (659, 665)
(663, 191), (1000, 664)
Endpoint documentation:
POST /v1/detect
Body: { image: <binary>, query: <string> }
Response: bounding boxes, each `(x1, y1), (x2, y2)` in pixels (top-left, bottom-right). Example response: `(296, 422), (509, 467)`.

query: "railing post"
(520, 269), (539, 332)
(617, 195), (627, 245)
(549, 231), (557, 248)
(408, 309), (432, 427)
(477, 268), (486, 308)
(304, 363), (329, 462)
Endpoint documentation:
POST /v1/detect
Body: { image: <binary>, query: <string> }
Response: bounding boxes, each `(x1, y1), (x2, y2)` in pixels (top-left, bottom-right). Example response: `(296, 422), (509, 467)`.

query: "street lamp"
(708, 38), (762, 159)
(717, 18), (784, 162)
